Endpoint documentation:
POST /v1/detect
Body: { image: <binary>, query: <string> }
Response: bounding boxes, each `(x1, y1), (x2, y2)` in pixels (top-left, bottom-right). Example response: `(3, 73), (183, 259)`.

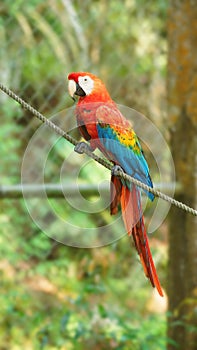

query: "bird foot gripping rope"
(74, 141), (92, 155)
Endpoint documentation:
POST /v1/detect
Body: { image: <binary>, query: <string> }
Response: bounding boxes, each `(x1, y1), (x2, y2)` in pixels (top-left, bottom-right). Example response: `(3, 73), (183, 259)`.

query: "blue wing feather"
(97, 122), (154, 201)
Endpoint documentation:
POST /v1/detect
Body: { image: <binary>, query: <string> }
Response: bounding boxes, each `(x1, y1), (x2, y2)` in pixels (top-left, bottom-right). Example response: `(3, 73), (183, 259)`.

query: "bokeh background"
(0, 1), (196, 349)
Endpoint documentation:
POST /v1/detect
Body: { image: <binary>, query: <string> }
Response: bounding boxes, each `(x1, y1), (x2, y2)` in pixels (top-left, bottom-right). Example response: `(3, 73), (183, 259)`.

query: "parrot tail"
(111, 176), (163, 297)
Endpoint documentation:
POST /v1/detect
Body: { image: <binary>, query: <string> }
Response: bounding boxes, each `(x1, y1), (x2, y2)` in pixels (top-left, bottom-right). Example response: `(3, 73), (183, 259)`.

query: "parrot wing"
(96, 105), (154, 201)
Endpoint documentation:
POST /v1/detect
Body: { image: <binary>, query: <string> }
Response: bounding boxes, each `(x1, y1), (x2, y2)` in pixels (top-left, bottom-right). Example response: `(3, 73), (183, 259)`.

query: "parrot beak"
(68, 79), (76, 101)
(68, 79), (86, 101)
(75, 83), (86, 97)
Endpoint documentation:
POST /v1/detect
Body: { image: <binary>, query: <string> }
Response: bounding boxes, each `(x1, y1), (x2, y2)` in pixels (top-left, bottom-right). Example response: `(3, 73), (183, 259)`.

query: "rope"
(0, 82), (196, 217)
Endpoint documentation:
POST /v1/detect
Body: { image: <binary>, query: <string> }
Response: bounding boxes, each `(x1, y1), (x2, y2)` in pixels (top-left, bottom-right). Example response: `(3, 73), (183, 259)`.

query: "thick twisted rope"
(0, 83), (196, 216)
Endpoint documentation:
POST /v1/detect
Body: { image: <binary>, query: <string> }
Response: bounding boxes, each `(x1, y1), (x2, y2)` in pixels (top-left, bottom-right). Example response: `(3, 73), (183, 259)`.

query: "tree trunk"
(167, 1), (197, 349)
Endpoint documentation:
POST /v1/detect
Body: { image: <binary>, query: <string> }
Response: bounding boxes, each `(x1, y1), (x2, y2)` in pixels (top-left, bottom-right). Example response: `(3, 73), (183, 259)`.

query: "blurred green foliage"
(0, 0), (169, 349)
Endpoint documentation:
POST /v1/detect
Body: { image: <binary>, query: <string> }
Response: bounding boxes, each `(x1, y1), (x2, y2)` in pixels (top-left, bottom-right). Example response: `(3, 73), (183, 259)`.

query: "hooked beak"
(75, 83), (86, 97)
(68, 79), (86, 101)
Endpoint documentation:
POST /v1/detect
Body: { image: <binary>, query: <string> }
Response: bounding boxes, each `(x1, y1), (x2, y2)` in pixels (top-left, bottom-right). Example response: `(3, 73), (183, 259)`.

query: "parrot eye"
(78, 75), (94, 95)
(82, 76), (89, 83)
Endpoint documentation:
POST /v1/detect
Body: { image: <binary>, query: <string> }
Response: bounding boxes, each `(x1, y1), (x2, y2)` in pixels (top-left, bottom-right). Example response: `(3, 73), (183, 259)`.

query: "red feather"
(120, 185), (163, 296)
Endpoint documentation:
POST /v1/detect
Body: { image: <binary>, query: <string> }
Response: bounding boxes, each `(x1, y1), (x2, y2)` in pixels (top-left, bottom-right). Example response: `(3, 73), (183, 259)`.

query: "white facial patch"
(68, 79), (76, 97)
(78, 75), (94, 95)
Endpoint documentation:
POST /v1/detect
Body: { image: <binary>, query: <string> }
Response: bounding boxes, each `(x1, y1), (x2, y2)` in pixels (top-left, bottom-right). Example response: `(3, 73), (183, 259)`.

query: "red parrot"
(68, 72), (163, 296)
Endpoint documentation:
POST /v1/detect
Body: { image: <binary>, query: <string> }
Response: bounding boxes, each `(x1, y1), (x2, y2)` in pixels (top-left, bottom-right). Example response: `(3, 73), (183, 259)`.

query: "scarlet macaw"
(68, 72), (163, 296)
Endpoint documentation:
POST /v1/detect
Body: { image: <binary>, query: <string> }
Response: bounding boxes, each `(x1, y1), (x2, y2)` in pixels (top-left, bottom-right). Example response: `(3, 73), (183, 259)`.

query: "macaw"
(68, 72), (163, 296)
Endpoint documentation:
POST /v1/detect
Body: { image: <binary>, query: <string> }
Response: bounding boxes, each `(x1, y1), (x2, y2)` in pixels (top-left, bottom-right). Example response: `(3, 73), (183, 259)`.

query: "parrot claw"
(111, 165), (124, 176)
(74, 142), (92, 154)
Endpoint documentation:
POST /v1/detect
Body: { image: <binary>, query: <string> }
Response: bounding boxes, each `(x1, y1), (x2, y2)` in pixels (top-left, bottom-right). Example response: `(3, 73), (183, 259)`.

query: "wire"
(0, 82), (196, 216)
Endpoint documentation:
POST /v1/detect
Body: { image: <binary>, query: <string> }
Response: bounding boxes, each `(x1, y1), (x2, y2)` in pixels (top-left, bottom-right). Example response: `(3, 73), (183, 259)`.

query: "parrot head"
(67, 72), (111, 103)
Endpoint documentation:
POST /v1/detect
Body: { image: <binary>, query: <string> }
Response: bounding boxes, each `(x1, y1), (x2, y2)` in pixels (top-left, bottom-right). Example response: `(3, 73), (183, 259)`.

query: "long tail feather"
(110, 175), (122, 215)
(114, 183), (163, 297)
